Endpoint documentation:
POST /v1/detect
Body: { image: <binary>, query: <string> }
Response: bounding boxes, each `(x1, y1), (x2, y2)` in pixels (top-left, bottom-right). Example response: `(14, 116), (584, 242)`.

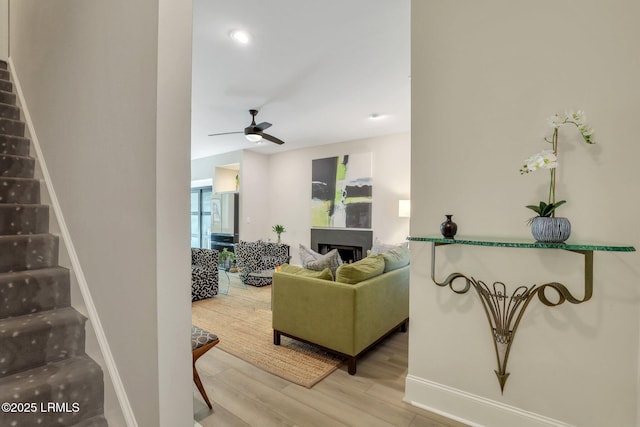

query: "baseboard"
(8, 57), (138, 427)
(404, 375), (575, 427)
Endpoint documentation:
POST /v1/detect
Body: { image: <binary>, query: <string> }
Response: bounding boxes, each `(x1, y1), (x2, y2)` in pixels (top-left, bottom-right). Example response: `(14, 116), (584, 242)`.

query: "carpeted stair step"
(0, 135), (30, 156)
(0, 306), (87, 377)
(0, 203), (49, 235)
(69, 415), (109, 427)
(0, 267), (70, 319)
(0, 177), (41, 204)
(0, 153), (35, 178)
(0, 79), (11, 93)
(0, 234), (59, 273)
(0, 68), (9, 81)
(0, 354), (104, 426)
(0, 116), (25, 136)
(0, 88), (16, 105)
(0, 60), (7, 70)
(0, 102), (20, 120)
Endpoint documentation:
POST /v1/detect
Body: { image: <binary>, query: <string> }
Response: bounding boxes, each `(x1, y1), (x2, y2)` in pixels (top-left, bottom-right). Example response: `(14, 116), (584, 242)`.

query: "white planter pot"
(530, 216), (571, 243)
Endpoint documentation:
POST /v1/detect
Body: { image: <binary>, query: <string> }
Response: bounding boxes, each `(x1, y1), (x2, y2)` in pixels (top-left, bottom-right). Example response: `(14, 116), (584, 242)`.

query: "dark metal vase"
(530, 216), (571, 243)
(440, 214), (457, 238)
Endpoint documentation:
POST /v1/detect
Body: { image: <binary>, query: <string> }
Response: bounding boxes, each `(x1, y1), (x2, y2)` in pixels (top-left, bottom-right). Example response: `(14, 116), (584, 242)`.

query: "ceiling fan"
(208, 109), (285, 145)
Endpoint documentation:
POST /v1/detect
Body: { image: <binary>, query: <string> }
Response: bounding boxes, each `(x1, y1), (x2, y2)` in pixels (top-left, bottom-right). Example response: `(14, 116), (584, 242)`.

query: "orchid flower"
(521, 110), (596, 218)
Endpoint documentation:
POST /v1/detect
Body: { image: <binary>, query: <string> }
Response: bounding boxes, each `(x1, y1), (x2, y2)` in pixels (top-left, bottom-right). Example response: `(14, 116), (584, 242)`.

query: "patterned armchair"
(234, 241), (291, 287)
(191, 248), (219, 301)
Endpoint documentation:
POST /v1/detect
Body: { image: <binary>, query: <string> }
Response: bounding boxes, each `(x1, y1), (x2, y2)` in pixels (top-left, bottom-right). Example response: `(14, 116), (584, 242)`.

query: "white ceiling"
(191, 0), (411, 160)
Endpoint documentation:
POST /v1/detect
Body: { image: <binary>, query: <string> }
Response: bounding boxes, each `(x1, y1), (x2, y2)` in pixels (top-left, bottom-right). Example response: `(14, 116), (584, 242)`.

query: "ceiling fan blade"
(261, 132), (285, 145)
(208, 131), (243, 137)
(255, 121), (272, 131)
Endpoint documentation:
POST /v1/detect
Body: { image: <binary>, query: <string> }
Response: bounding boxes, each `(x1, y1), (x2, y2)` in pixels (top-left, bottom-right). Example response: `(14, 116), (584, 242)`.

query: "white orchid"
(522, 109), (596, 218)
(545, 110), (595, 144)
(547, 114), (564, 129)
(566, 110), (586, 126)
(520, 149), (557, 174)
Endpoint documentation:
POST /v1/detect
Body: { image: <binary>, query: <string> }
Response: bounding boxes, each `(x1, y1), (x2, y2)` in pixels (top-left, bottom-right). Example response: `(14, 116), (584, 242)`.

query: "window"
(191, 187), (213, 248)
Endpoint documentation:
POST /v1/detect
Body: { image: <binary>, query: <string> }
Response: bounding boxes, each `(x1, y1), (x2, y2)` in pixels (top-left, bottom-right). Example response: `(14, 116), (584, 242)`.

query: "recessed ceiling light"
(369, 113), (386, 120)
(229, 30), (251, 45)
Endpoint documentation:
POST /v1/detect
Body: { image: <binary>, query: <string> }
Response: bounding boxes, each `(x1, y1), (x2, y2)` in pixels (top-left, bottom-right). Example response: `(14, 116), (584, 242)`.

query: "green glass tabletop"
(407, 235), (636, 252)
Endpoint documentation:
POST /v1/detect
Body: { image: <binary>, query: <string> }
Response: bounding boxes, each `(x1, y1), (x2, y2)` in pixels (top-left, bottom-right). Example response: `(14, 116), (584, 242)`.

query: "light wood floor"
(193, 303), (468, 427)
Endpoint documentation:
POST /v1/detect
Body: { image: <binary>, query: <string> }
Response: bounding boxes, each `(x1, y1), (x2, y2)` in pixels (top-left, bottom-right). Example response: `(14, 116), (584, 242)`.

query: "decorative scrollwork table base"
(408, 236), (635, 393)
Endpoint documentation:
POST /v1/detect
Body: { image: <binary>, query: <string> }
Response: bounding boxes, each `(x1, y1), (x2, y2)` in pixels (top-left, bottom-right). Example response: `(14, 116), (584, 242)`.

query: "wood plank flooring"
(193, 306), (468, 427)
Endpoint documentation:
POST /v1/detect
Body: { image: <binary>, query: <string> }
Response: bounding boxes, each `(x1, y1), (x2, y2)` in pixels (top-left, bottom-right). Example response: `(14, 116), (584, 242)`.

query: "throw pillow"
(305, 249), (343, 277)
(280, 263), (333, 280)
(298, 244), (320, 267)
(369, 238), (409, 255)
(335, 255), (385, 284)
(381, 246), (410, 272)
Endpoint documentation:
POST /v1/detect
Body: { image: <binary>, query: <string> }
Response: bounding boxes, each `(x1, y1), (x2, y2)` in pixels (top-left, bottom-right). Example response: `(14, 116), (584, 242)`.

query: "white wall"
(156, 0), (193, 425)
(0, 0), (7, 60)
(268, 133), (410, 263)
(9, 1), (192, 426)
(408, 2), (640, 427)
(241, 150), (270, 241)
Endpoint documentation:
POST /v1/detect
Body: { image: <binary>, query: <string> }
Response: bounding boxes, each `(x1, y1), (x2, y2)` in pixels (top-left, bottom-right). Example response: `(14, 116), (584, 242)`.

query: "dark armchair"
(191, 248), (219, 301)
(234, 241), (290, 287)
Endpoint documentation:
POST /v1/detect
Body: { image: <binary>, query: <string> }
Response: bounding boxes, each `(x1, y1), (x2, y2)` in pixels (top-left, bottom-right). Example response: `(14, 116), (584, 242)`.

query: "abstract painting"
(311, 153), (372, 228)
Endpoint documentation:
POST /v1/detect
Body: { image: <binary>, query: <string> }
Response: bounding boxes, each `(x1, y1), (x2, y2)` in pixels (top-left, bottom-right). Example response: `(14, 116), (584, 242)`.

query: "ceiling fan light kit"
(245, 133), (262, 142)
(208, 109), (286, 145)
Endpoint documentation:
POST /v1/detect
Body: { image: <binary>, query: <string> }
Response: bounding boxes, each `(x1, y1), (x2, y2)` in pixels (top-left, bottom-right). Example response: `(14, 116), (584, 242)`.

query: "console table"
(407, 235), (635, 392)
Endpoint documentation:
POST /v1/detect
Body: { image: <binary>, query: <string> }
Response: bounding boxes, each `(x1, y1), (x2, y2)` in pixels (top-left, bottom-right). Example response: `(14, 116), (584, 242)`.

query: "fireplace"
(311, 228), (373, 263)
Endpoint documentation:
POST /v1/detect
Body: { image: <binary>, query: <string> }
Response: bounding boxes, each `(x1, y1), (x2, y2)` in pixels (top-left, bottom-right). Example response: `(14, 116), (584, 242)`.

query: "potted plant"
(218, 248), (235, 270)
(520, 110), (595, 242)
(272, 224), (286, 243)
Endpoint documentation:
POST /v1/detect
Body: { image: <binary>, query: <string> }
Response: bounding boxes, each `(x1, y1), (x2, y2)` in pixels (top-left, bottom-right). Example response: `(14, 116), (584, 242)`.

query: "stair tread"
(0, 153), (35, 179)
(0, 267), (70, 318)
(0, 175), (38, 182)
(0, 232), (57, 242)
(0, 232), (56, 239)
(0, 265), (68, 276)
(69, 415), (109, 427)
(0, 306), (86, 336)
(0, 353), (99, 389)
(0, 116), (22, 124)
(0, 136), (30, 157)
(0, 355), (104, 426)
(0, 152), (34, 161)
(0, 177), (41, 205)
(0, 202), (48, 209)
(0, 233), (59, 273)
(0, 103), (20, 120)
(0, 307), (86, 377)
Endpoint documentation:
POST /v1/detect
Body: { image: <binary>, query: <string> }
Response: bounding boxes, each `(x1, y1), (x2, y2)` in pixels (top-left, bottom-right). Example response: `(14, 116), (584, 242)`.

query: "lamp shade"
(245, 133), (262, 142)
(398, 200), (410, 218)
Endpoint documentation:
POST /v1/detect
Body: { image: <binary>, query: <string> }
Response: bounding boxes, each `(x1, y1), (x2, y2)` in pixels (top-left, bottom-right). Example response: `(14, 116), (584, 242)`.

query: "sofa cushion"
(381, 246), (410, 272)
(335, 255), (385, 284)
(280, 263), (333, 280)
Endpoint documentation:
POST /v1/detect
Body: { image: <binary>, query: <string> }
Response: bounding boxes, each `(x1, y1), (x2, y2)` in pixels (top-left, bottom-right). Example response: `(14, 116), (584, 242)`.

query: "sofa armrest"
(352, 266), (409, 353)
(272, 272), (357, 355)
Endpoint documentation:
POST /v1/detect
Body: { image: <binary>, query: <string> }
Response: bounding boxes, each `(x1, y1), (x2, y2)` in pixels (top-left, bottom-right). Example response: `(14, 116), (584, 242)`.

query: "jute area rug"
(191, 275), (344, 388)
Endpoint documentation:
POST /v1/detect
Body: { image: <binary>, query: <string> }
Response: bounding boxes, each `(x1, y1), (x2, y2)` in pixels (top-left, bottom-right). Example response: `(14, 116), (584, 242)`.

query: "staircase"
(0, 60), (108, 427)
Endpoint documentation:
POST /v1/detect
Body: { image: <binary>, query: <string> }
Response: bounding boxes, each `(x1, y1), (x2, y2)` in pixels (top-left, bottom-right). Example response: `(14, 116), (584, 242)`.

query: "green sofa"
(272, 254), (409, 375)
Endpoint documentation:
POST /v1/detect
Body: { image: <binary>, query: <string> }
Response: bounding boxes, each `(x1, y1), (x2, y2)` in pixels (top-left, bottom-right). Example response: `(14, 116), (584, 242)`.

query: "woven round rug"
(192, 278), (344, 388)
